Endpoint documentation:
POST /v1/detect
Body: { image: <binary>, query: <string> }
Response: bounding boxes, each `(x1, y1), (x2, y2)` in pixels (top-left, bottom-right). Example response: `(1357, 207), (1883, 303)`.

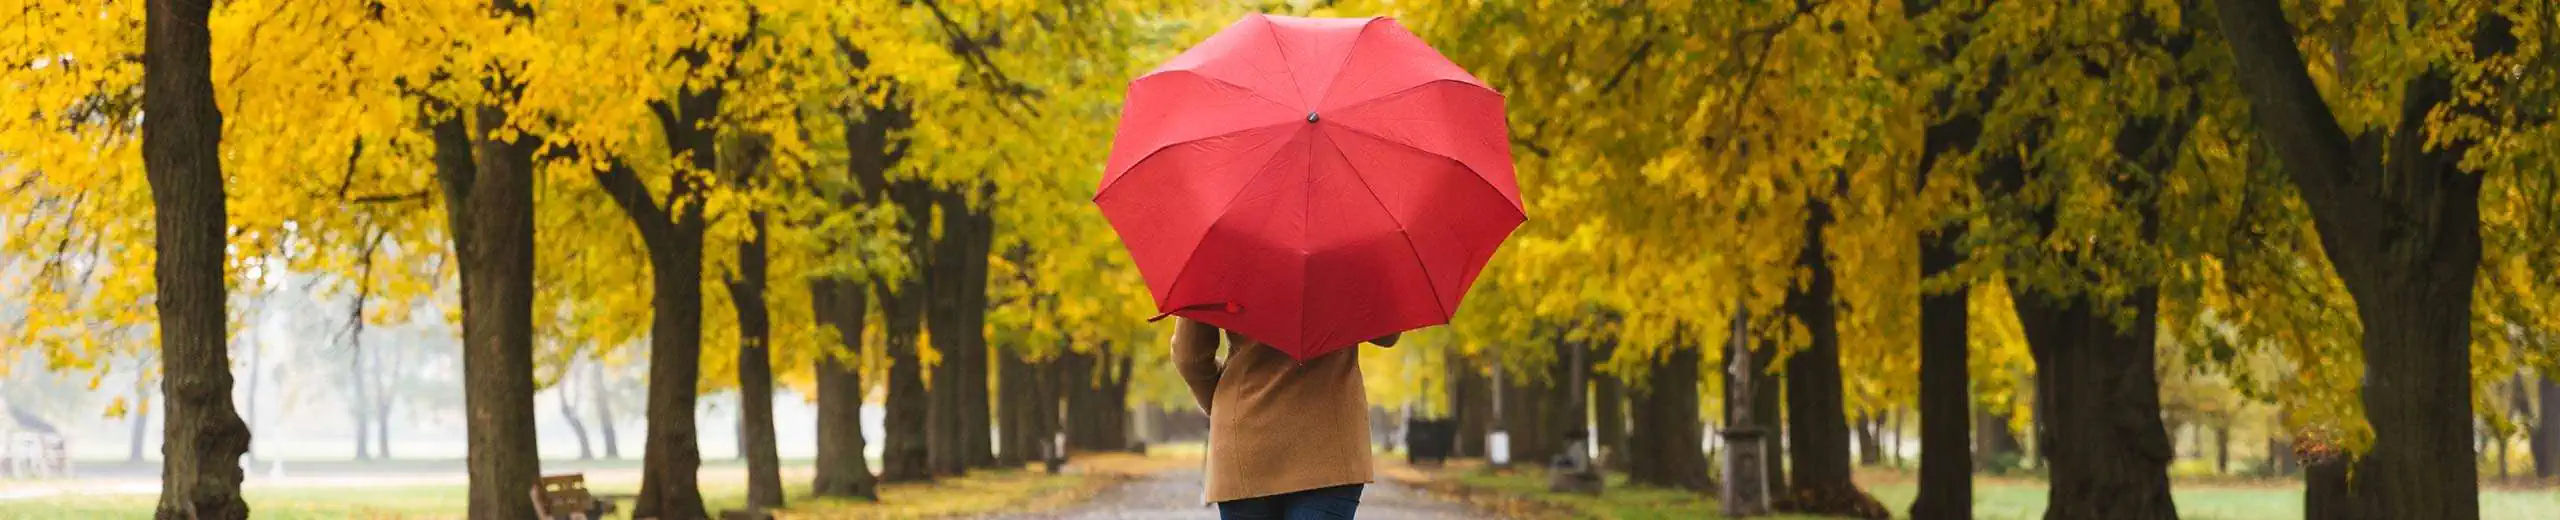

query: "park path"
(986, 467), (1481, 519)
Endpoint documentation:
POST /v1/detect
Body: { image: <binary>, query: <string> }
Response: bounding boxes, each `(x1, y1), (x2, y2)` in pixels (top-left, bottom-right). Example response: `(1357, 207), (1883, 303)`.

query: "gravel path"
(986, 467), (1480, 519)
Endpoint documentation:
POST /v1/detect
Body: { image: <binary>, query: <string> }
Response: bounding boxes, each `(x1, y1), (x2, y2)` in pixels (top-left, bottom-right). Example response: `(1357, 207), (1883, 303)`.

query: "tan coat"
(1172, 319), (1382, 503)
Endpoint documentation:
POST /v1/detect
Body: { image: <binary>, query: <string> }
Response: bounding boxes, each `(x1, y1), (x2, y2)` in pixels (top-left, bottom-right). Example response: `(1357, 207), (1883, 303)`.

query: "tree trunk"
(352, 339), (373, 461)
(1031, 354), (1062, 460)
(2213, 3), (2508, 517)
(627, 193), (708, 519)
(2010, 287), (2177, 519)
(2214, 422), (2230, 475)
(1750, 336), (1785, 491)
(1856, 414), (1882, 467)
(1911, 143), (1984, 512)
(1628, 345), (1711, 491)
(595, 88), (724, 517)
(1107, 354), (1135, 451)
(960, 204), (997, 469)
(1593, 362), (1628, 472)
(1781, 201), (1878, 517)
(727, 200), (784, 510)
(1452, 356), (1490, 458)
(999, 348), (1033, 467)
(144, 1), (252, 515)
(2304, 448), (2351, 519)
(877, 253), (932, 482)
(595, 362), (621, 460)
(1499, 361), (1553, 465)
(1973, 406), (2022, 471)
(810, 278), (878, 499)
(562, 377), (594, 461)
(2535, 376), (2559, 478)
(1061, 351), (1092, 450)
(432, 68), (542, 514)
(922, 188), (968, 477)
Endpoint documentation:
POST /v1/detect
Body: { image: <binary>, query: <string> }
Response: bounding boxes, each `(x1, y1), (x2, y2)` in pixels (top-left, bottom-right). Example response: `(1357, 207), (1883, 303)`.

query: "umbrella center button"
(1306, 112), (1319, 123)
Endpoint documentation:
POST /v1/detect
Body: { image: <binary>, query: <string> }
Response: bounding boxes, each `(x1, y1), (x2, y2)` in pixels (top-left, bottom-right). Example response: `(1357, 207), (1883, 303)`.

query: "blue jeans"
(1217, 484), (1364, 519)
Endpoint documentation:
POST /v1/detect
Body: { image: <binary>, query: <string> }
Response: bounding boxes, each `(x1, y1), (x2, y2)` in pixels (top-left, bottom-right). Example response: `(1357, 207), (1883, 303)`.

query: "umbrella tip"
(1306, 112), (1319, 123)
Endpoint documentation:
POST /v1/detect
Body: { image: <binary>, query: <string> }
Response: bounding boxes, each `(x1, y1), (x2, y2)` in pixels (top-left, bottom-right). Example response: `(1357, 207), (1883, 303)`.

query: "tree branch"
(351, 191), (431, 205)
(916, 0), (1040, 122)
(2209, 0), (2364, 209)
(1598, 40), (1655, 95)
(594, 159), (671, 246)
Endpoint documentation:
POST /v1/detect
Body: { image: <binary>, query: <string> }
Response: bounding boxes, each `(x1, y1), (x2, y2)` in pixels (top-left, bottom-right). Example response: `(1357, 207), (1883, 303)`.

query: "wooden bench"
(531, 474), (618, 520)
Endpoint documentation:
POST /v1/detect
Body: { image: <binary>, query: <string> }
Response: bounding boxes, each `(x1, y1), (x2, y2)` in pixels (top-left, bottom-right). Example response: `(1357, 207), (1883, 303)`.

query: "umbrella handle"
(1147, 301), (1242, 322)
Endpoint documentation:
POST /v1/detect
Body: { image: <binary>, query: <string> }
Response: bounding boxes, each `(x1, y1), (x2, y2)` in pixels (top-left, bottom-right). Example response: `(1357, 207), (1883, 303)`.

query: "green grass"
(0, 463), (1110, 519)
(1392, 461), (2560, 520)
(1, 485), (469, 520)
(1860, 478), (2560, 520)
(1443, 468), (1824, 520)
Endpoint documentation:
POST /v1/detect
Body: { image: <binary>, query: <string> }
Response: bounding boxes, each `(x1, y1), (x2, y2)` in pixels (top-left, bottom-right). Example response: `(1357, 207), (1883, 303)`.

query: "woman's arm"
(1171, 317), (1223, 413)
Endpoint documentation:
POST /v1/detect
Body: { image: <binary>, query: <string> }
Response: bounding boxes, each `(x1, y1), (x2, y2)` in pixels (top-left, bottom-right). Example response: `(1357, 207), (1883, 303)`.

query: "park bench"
(530, 474), (619, 520)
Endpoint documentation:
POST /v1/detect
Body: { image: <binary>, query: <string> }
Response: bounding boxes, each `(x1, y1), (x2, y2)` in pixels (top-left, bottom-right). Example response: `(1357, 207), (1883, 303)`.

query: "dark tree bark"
(1627, 346), (1711, 491)
(595, 85), (726, 517)
(960, 203), (997, 469)
(2214, 422), (2231, 475)
(999, 348), (1033, 467)
(836, 76), (917, 485)
(1973, 406), (2023, 471)
(1908, 90), (1979, 520)
(1905, 1), (1986, 517)
(1451, 355), (1491, 458)
(2215, 2), (2512, 517)
(1062, 350), (1135, 452)
(1499, 359), (1557, 465)
(2304, 447), (2352, 519)
(2536, 377), (2559, 478)
(810, 277), (879, 499)
(1592, 357), (1628, 472)
(1750, 336), (1785, 491)
(1030, 353), (1062, 460)
(724, 138), (784, 509)
(875, 181), (935, 482)
(2011, 288), (2177, 519)
(924, 189), (968, 476)
(144, 0), (252, 515)
(427, 1), (545, 515)
(1856, 414), (1882, 467)
(1780, 198), (1880, 517)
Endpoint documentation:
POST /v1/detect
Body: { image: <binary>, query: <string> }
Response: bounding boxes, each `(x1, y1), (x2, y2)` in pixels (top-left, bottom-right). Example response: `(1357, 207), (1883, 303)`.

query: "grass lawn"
(0, 451), (1198, 520)
(1382, 460), (2560, 520)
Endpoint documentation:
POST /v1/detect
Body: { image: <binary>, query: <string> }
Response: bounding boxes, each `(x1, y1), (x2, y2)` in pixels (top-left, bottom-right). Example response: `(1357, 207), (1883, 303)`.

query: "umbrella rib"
(1310, 18), (1379, 108)
(1317, 128), (1451, 323)
(1097, 116), (1300, 197)
(1139, 69), (1299, 118)
(1257, 15), (1313, 108)
(1327, 122), (1528, 221)
(1148, 127), (1312, 318)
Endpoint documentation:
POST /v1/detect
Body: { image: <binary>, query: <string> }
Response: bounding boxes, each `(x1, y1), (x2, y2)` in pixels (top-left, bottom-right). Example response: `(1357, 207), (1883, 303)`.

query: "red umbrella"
(1096, 14), (1524, 361)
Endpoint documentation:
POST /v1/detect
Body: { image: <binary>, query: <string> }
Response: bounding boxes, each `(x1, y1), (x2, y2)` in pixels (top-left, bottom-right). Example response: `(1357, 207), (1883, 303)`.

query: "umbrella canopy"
(1096, 14), (1523, 361)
